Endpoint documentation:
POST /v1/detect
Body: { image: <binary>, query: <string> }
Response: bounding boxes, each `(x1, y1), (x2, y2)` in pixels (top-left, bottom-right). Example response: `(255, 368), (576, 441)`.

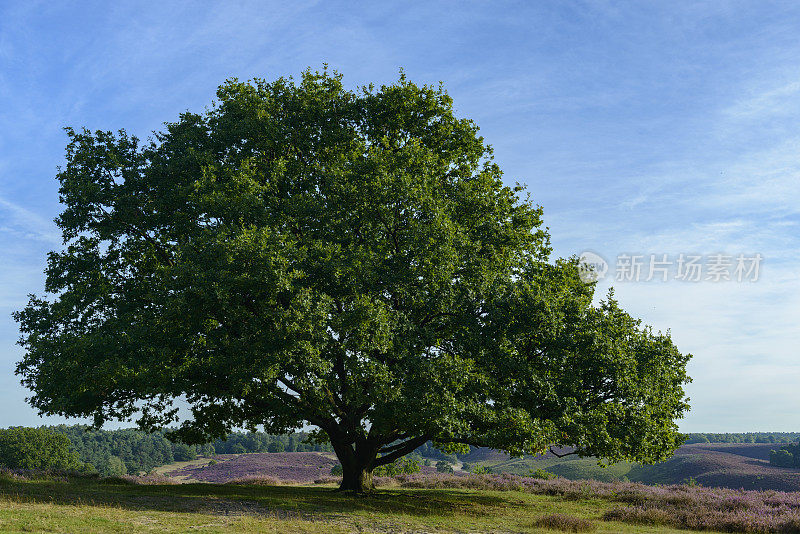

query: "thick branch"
(376, 434), (413, 454)
(549, 446), (579, 458)
(373, 435), (430, 467)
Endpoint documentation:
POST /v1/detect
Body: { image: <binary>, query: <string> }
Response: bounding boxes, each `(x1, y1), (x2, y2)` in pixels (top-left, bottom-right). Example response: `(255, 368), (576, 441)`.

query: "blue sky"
(1, 1), (798, 432)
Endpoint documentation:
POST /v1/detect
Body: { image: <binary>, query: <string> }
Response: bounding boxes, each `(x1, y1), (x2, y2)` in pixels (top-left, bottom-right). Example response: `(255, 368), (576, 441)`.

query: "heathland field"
(462, 443), (800, 492)
(155, 443), (800, 492)
(0, 444), (774, 533)
(7, 468), (800, 533)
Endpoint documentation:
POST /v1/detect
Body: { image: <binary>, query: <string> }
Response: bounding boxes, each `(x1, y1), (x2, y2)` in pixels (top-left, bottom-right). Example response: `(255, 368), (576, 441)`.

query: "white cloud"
(0, 197), (60, 244)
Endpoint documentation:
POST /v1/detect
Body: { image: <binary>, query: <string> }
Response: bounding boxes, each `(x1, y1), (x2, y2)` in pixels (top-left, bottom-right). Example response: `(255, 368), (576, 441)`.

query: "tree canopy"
(0, 427), (81, 471)
(15, 69), (691, 492)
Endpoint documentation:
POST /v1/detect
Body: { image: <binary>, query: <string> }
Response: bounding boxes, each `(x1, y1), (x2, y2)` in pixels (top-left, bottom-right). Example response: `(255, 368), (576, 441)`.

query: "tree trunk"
(331, 439), (377, 494)
(339, 463), (374, 493)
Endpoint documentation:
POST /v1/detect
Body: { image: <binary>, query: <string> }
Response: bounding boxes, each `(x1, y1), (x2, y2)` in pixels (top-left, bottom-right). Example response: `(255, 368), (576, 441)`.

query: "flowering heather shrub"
(393, 473), (800, 533)
(167, 453), (338, 483)
(533, 513), (597, 532)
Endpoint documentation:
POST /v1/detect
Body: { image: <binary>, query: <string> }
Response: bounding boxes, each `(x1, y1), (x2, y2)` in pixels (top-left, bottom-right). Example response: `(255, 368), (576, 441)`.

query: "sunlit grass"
(0, 473), (709, 533)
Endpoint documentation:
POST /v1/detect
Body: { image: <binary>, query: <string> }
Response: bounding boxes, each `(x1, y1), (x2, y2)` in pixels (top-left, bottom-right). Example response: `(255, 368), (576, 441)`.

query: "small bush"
(374, 457), (420, 476)
(330, 463), (343, 476)
(436, 460), (454, 473)
(106, 456), (127, 477)
(530, 468), (557, 480)
(534, 513), (597, 532)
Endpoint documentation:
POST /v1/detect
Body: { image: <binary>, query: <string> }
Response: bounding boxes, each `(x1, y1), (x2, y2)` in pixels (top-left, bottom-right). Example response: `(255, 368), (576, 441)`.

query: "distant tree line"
(10, 426), (796, 477)
(53, 425), (214, 476)
(0, 426), (333, 477)
(684, 433), (800, 444)
(210, 432), (332, 455)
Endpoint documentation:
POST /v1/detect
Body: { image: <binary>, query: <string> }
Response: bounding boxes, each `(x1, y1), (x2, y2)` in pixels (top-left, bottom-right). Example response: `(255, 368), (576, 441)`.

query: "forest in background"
(3, 426), (800, 477)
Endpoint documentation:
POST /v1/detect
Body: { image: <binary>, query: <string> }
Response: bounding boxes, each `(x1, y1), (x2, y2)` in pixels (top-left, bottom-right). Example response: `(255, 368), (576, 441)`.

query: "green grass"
(479, 453), (705, 487)
(0, 473), (710, 533)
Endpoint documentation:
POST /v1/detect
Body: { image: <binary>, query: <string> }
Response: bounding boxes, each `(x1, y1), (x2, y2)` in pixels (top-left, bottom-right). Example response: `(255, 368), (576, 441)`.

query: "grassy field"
(0, 472), (707, 534)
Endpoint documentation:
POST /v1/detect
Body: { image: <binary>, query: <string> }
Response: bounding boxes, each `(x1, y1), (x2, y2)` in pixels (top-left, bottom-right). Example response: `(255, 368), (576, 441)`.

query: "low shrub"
(436, 460), (454, 473)
(603, 505), (671, 526)
(534, 513), (597, 532)
(373, 457), (420, 476)
(530, 468), (558, 480)
(392, 472), (800, 533)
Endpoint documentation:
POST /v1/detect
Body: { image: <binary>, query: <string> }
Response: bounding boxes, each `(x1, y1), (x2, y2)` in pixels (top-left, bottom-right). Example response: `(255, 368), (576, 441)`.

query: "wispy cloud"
(724, 80), (800, 121)
(0, 197), (59, 244)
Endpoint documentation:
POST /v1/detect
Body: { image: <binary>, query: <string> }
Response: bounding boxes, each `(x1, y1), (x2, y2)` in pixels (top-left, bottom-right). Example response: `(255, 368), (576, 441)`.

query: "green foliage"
(267, 441), (285, 453)
(0, 427), (81, 470)
(530, 468), (557, 480)
(415, 442), (461, 464)
(14, 68), (691, 492)
(374, 457), (421, 477)
(105, 456), (127, 476)
(330, 463), (343, 476)
(53, 426), (193, 476)
(172, 442), (197, 462)
(769, 444), (800, 468)
(436, 460), (454, 473)
(473, 465), (494, 475)
(212, 431), (330, 454)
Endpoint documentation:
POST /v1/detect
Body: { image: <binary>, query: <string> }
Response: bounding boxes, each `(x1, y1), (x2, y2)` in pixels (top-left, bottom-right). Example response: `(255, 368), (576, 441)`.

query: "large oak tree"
(15, 69), (690, 493)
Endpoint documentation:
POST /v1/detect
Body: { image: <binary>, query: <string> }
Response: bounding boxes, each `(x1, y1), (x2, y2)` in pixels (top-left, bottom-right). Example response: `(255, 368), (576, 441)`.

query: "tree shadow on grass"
(0, 476), (522, 519)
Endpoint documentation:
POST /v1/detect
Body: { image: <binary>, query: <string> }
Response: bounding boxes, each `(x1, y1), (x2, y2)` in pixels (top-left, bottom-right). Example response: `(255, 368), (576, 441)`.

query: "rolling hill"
(471, 442), (800, 491)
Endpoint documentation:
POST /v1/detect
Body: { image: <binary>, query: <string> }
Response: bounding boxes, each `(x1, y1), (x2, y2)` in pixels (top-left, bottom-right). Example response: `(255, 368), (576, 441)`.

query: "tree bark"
(339, 462), (375, 493)
(331, 439), (377, 494)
